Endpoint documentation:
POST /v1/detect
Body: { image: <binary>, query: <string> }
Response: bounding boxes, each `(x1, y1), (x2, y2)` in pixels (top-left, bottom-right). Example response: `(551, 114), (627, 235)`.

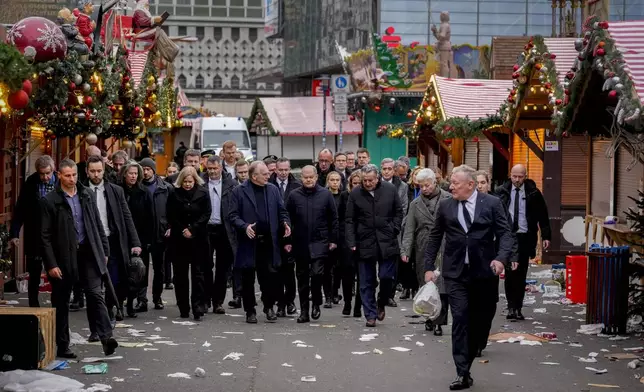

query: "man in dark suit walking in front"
(424, 165), (514, 390)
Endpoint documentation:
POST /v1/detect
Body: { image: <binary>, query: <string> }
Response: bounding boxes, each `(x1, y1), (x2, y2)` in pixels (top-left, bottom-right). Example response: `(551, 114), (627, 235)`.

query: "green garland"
(500, 35), (564, 128)
(32, 51), (84, 109)
(0, 43), (31, 92)
(247, 97), (276, 135)
(376, 122), (414, 139)
(433, 114), (503, 140)
(552, 15), (643, 134)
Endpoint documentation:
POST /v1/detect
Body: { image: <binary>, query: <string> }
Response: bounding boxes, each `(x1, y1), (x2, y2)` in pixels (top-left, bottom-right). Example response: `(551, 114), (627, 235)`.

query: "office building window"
(247, 8), (262, 18)
(175, 0), (190, 4)
(231, 27), (240, 42)
(230, 0), (243, 5)
(213, 75), (223, 89)
(229, 8), (244, 17)
(247, 0), (261, 6)
(212, 7), (227, 16)
(178, 75), (187, 89)
(178, 26), (187, 36)
(195, 75), (204, 89)
(214, 27), (223, 41)
(196, 26), (205, 40)
(194, 0), (209, 4)
(248, 28), (258, 42)
(213, 0), (225, 4)
(231, 75), (240, 89)
(194, 7), (209, 16)
(175, 6), (191, 16)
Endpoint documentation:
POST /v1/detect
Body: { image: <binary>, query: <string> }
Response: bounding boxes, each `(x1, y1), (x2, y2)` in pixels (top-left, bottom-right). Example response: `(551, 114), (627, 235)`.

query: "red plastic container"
(566, 255), (587, 304)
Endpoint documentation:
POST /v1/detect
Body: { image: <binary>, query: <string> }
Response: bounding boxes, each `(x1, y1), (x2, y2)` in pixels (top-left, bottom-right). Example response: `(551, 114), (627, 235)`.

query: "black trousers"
(277, 252), (296, 308)
(479, 278), (498, 351)
(446, 275), (499, 377)
(52, 244), (112, 351)
(399, 256), (419, 292)
(505, 233), (531, 310)
(137, 243), (165, 304)
(323, 255), (335, 299)
(295, 255), (325, 311)
(207, 224), (234, 306)
(240, 235), (279, 314)
(164, 247), (173, 284)
(27, 255), (43, 307)
(173, 256), (206, 316)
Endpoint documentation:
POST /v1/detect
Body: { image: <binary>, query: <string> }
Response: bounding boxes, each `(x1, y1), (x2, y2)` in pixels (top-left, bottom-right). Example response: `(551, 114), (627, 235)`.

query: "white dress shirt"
(278, 178), (288, 193)
(208, 178), (222, 225)
(458, 190), (478, 264)
(90, 181), (110, 237)
(224, 162), (236, 177)
(509, 183), (528, 233)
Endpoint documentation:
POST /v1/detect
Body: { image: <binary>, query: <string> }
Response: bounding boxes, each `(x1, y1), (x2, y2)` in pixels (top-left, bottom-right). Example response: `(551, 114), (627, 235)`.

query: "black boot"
(297, 311), (310, 323)
(265, 308), (277, 322)
(246, 312), (257, 324)
(101, 337), (118, 356)
(286, 303), (297, 315)
(228, 297), (242, 309)
(506, 308), (517, 320)
(311, 305), (321, 320)
(342, 302), (351, 316)
(323, 297), (332, 309)
(516, 309), (525, 321)
(276, 306), (286, 318)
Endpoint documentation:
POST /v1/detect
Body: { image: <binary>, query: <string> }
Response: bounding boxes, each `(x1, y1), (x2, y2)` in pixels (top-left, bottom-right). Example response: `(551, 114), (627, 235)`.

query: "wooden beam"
(451, 138), (464, 166)
(482, 130), (510, 161)
(515, 129), (544, 161)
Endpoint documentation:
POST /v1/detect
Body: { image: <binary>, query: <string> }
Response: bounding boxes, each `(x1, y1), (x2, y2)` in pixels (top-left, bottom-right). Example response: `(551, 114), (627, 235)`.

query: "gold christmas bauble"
(121, 140), (133, 148)
(148, 75), (155, 84)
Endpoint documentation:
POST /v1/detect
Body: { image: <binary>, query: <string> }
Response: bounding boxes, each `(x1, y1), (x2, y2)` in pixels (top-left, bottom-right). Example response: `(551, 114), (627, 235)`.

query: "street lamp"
(315, 74), (331, 148)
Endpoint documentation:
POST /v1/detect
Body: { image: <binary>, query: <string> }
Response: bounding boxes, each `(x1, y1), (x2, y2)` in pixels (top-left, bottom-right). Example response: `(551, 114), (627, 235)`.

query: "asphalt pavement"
(7, 265), (644, 391)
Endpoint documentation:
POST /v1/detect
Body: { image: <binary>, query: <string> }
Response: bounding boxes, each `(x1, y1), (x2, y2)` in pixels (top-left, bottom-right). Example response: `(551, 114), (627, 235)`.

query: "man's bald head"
(510, 164), (527, 188)
(86, 146), (101, 158)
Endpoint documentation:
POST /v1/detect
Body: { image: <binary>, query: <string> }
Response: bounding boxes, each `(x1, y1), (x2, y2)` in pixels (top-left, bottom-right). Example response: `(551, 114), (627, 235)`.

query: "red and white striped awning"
(608, 21), (644, 103)
(127, 52), (190, 107)
(543, 38), (579, 85)
(432, 76), (512, 120)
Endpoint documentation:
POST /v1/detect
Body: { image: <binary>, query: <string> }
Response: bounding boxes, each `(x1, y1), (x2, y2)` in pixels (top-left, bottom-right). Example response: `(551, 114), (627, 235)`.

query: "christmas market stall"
(393, 75), (510, 177)
(551, 17), (644, 249)
(499, 35), (583, 261)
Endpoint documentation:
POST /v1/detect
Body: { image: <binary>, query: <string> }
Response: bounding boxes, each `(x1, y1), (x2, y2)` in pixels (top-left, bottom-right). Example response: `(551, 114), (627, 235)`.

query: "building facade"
(281, 0), (644, 96)
(152, 0), (283, 116)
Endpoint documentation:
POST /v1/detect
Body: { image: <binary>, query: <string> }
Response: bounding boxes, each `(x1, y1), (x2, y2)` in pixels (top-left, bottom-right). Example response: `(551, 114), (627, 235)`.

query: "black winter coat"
(332, 191), (349, 246)
(496, 179), (551, 258)
(10, 172), (55, 256)
(269, 172), (301, 202)
(315, 163), (336, 188)
(144, 176), (173, 244)
(122, 184), (154, 246)
(102, 182), (141, 269)
(346, 181), (404, 261)
(166, 186), (211, 265)
(40, 184), (110, 282)
(285, 185), (339, 260)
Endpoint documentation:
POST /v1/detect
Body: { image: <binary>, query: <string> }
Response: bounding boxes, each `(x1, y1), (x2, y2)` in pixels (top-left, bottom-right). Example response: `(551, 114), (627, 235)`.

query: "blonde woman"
(166, 166), (211, 321)
(325, 171), (347, 309)
(344, 170), (363, 317)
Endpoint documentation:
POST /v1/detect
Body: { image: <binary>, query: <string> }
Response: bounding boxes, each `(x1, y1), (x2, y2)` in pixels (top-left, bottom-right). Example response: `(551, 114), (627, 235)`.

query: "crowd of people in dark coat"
(8, 138), (552, 391)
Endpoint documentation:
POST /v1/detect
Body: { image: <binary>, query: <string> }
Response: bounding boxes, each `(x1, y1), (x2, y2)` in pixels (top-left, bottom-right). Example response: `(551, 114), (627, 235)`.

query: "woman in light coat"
(401, 168), (451, 335)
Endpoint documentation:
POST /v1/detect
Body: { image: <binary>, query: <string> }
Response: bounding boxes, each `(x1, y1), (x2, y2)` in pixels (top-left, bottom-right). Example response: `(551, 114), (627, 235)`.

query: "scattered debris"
(167, 373), (191, 379)
(82, 364), (108, 375)
(623, 347), (643, 352)
(223, 352), (244, 361)
(519, 340), (542, 346)
(43, 360), (69, 371)
(194, 368), (206, 377)
(321, 324), (336, 328)
(577, 324), (604, 335)
(202, 341), (211, 347)
(351, 351), (370, 355)
(251, 339), (264, 342)
(539, 362), (560, 366)
(223, 331), (244, 335)
(281, 363), (293, 367)
(315, 354), (322, 359)
(489, 333), (547, 343)
(114, 324), (133, 328)
(154, 327), (162, 332)
(112, 377), (124, 382)
(144, 322), (155, 325)
(479, 359), (489, 364)
(502, 372), (515, 376)
(301, 376), (316, 382)
(85, 383), (112, 392)
(220, 372), (233, 376)
(415, 341), (425, 347)
(627, 359), (640, 369)
(390, 347), (411, 352)
(296, 344), (313, 348)
(144, 348), (159, 351)
(81, 356), (123, 363)
(569, 343), (584, 348)
(292, 340), (305, 344)
(359, 334), (378, 342)
(127, 368), (141, 371)
(579, 357), (597, 363)
(172, 321), (197, 326)
(585, 367), (608, 374)
(605, 353), (638, 360)
(609, 336), (629, 341)
(588, 383), (620, 389)
(118, 342), (152, 348)
(373, 349), (383, 355)
(533, 308), (547, 314)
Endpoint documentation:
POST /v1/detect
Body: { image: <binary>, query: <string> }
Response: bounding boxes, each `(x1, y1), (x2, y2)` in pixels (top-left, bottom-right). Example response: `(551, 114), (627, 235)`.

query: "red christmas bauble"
(550, 54), (557, 59)
(513, 64), (519, 71)
(566, 71), (575, 80)
(545, 82), (552, 89)
(597, 48), (606, 56)
(472, 136), (479, 143)
(608, 90), (618, 99)
(555, 99), (562, 105)
(84, 96), (93, 105)
(60, 106), (66, 111)
(422, 101), (429, 108)
(50, 134), (56, 140)
(374, 106), (381, 112)
(407, 112), (413, 118)
(512, 72), (520, 79)
(349, 114), (356, 121)
(6, 17), (67, 62)
(123, 75), (130, 82)
(22, 80), (32, 95)
(69, 82), (76, 90)
(134, 106), (141, 113)
(110, 105), (116, 112)
(8, 89), (29, 109)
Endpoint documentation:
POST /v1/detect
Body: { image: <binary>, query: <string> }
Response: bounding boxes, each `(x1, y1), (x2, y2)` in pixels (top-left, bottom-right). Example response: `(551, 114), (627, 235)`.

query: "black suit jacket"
(424, 192), (513, 280)
(269, 173), (302, 202)
(102, 182), (141, 265)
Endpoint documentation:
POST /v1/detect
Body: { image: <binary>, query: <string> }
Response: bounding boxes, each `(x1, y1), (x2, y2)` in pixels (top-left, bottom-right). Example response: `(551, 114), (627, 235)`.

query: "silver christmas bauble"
(73, 74), (82, 85)
(82, 83), (91, 92)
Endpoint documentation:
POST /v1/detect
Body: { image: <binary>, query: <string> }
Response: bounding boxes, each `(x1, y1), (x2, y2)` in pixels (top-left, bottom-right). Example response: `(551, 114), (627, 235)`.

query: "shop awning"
(256, 97), (362, 136)
(543, 38), (579, 84)
(608, 21), (644, 103)
(433, 76), (512, 120)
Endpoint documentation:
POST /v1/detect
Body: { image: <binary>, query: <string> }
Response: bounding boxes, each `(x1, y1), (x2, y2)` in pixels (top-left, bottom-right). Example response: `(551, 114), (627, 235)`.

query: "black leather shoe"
(228, 297), (242, 309)
(434, 325), (443, 336)
(194, 313), (203, 321)
(387, 298), (398, 307)
(213, 304), (226, 314)
(365, 319), (376, 327)
(56, 349), (77, 359)
(332, 295), (342, 304)
(134, 303), (148, 313)
(101, 337), (118, 356)
(180, 312), (190, 319)
(265, 308), (277, 322)
(506, 308), (517, 320)
(323, 298), (333, 309)
(342, 303), (351, 316)
(88, 332), (99, 343)
(69, 301), (84, 312)
(165, 283), (174, 290)
(449, 376), (471, 390)
(377, 306), (386, 321)
(476, 348), (483, 358)
(516, 310), (525, 321)
(353, 308), (362, 318)
(286, 303), (297, 315)
(311, 305), (321, 320)
(297, 313), (310, 323)
(154, 302), (164, 310)
(246, 313), (258, 324)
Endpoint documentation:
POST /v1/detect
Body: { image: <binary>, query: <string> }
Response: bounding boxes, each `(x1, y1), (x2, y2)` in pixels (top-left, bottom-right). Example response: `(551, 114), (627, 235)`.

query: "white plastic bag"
(413, 281), (442, 320)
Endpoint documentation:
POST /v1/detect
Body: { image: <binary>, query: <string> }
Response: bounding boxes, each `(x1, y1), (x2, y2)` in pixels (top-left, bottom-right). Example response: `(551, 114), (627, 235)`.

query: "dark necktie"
(461, 200), (472, 231)
(280, 181), (286, 197)
(513, 188), (520, 232)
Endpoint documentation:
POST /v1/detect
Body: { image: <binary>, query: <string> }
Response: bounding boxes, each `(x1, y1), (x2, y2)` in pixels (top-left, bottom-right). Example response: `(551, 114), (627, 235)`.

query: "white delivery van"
(190, 115), (254, 161)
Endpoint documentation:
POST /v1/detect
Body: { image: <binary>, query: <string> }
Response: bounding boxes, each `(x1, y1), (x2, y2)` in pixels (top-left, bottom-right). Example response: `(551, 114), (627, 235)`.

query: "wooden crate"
(0, 307), (55, 368)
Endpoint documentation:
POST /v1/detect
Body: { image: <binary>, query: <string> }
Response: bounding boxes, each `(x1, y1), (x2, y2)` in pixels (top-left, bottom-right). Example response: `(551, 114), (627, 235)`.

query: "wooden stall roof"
(432, 75), (512, 121)
(491, 37), (530, 80)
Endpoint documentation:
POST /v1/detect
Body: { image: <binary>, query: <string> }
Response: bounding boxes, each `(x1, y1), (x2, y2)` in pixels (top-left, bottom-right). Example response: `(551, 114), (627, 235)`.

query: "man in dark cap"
(140, 157), (174, 308)
(201, 150), (215, 173)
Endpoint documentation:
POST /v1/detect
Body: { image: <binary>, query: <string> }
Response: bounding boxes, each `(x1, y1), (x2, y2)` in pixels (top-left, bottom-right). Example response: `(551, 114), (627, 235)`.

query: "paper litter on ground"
(588, 383), (620, 389)
(488, 333), (548, 342)
(520, 340), (542, 346)
(115, 323), (133, 328)
(627, 359), (640, 369)
(70, 332), (88, 346)
(390, 347), (411, 352)
(502, 372), (516, 376)
(539, 362), (560, 365)
(608, 335), (629, 341)
(579, 357), (597, 363)
(172, 321), (197, 326)
(359, 334), (378, 342)
(623, 346), (643, 351)
(127, 368), (141, 371)
(194, 368), (206, 377)
(301, 376), (316, 382)
(415, 341), (425, 347)
(296, 344), (313, 348)
(373, 349), (383, 355)
(292, 340), (305, 344)
(220, 372), (233, 376)
(144, 348), (159, 351)
(224, 331), (244, 335)
(533, 308), (547, 313)
(202, 341), (211, 347)
(167, 372), (191, 379)
(82, 363), (108, 374)
(315, 354), (322, 359)
(585, 367), (608, 374)
(251, 338), (264, 342)
(119, 342), (152, 348)
(569, 343), (583, 347)
(281, 363), (293, 367)
(85, 383), (112, 392)
(154, 327), (162, 332)
(351, 351), (370, 355)
(223, 352), (244, 361)
(577, 324), (604, 335)
(81, 356), (123, 363)
(144, 322), (155, 325)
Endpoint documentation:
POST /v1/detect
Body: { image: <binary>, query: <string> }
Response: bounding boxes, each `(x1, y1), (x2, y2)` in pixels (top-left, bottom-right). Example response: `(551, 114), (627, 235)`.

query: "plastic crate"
(565, 255), (587, 304)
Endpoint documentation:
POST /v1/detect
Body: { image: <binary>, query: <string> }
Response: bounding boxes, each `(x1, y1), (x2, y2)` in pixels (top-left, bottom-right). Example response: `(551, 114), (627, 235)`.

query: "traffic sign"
(331, 74), (350, 94)
(334, 94), (348, 104)
(334, 103), (348, 113)
(334, 114), (349, 122)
